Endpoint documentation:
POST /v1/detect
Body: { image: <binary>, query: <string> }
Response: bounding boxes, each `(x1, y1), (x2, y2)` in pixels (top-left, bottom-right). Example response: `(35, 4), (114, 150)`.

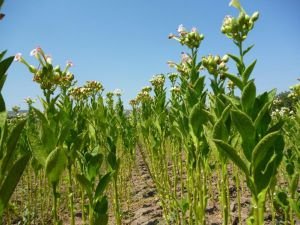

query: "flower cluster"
(24, 97), (36, 106)
(168, 73), (179, 86)
(167, 53), (192, 78)
(289, 83), (300, 100)
(202, 54), (229, 77)
(150, 74), (165, 89)
(68, 81), (103, 100)
(15, 47), (75, 93)
(170, 86), (181, 95)
(136, 87), (152, 103)
(169, 25), (204, 49)
(221, 11), (259, 42)
(271, 107), (294, 118)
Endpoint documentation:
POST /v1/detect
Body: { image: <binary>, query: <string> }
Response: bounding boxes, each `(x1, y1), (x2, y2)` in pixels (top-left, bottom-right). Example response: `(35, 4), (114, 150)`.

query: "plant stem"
(68, 164), (75, 225)
(52, 183), (58, 225)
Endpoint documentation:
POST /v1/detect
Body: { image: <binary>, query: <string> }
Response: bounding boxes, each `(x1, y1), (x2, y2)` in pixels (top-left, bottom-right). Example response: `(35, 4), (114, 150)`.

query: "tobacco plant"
(213, 1), (284, 224)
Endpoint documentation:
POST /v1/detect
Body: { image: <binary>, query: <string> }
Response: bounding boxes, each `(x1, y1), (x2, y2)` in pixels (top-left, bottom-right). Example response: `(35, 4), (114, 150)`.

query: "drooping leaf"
(76, 174), (92, 198)
(231, 109), (255, 160)
(213, 139), (249, 176)
(252, 131), (281, 169)
(45, 147), (66, 185)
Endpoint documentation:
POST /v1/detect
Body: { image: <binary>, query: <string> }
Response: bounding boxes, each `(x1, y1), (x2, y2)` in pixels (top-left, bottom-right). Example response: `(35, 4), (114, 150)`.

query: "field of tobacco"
(0, 0), (299, 224)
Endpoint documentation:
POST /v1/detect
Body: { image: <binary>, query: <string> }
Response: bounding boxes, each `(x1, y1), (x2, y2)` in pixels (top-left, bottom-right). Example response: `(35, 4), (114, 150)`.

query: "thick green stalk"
(221, 163), (229, 225)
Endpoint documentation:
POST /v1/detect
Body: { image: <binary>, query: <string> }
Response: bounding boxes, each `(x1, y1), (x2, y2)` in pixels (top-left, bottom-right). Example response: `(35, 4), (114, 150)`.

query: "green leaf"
(0, 51), (7, 61)
(231, 109), (255, 161)
(76, 174), (92, 198)
(223, 72), (243, 90)
(0, 153), (30, 217)
(254, 101), (271, 129)
(243, 45), (255, 56)
(0, 111), (6, 128)
(87, 153), (103, 181)
(0, 74), (6, 93)
(213, 139), (249, 176)
(189, 101), (208, 138)
(94, 196), (109, 225)
(241, 81), (256, 114)
(252, 131), (281, 169)
(227, 54), (242, 67)
(212, 104), (231, 140)
(242, 60), (257, 83)
(0, 56), (14, 78)
(95, 172), (111, 199)
(45, 147), (66, 185)
(1, 119), (26, 174)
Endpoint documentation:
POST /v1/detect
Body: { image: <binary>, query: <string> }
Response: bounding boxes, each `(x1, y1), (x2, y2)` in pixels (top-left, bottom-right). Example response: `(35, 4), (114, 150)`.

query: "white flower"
(177, 24), (186, 34)
(114, 88), (122, 96)
(14, 53), (22, 62)
(46, 55), (52, 64)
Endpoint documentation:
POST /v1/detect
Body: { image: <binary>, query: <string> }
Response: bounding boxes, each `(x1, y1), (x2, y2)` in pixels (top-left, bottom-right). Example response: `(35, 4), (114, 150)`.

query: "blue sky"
(1, 0), (300, 109)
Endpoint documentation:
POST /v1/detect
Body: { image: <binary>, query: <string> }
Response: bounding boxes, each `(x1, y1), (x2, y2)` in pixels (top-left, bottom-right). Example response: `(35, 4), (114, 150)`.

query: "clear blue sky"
(1, 0), (300, 110)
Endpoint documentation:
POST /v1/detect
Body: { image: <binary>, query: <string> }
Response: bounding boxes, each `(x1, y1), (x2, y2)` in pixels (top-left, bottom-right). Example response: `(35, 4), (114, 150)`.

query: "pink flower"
(14, 53), (22, 62)
(66, 60), (73, 67)
(30, 47), (42, 57)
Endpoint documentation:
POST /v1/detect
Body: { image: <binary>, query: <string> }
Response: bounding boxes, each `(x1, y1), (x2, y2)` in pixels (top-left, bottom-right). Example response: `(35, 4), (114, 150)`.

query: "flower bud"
(222, 54), (229, 63)
(251, 11), (259, 22)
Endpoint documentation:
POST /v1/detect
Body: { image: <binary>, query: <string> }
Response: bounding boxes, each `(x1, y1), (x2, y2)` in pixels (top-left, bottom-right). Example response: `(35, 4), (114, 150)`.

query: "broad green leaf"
(94, 196), (109, 225)
(213, 139), (249, 176)
(242, 60), (257, 84)
(254, 152), (281, 193)
(45, 147), (66, 184)
(223, 72), (243, 90)
(241, 81), (256, 114)
(189, 101), (208, 138)
(213, 104), (231, 141)
(254, 101), (271, 129)
(252, 131), (280, 169)
(227, 54), (242, 67)
(87, 153), (103, 181)
(76, 174), (92, 197)
(0, 153), (30, 217)
(95, 172), (111, 199)
(28, 133), (48, 166)
(231, 109), (255, 160)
